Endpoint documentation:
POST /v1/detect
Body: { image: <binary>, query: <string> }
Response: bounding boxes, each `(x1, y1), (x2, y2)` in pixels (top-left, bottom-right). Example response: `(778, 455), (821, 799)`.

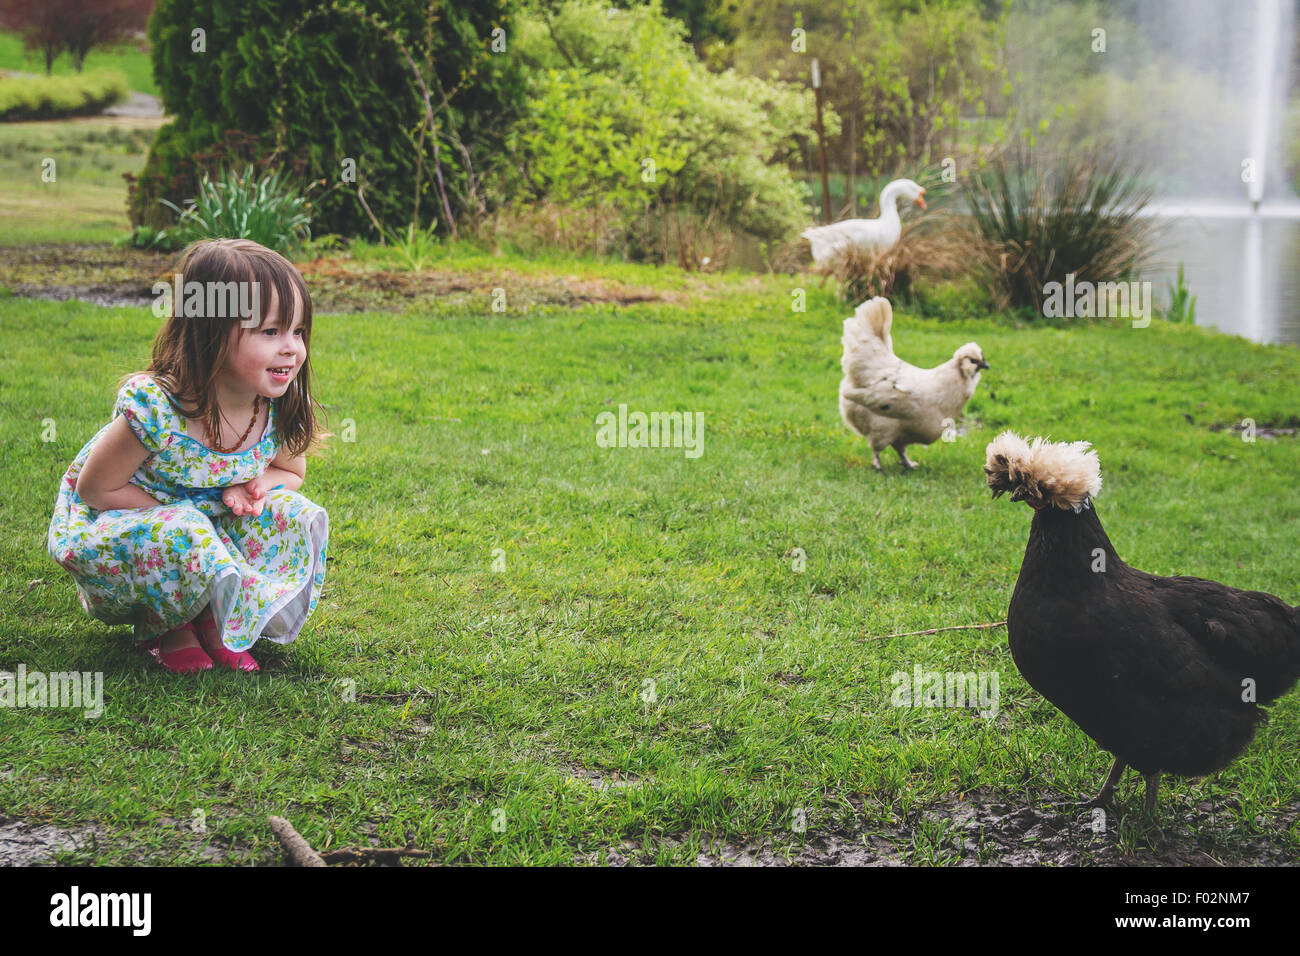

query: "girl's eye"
(295, 328), (304, 336)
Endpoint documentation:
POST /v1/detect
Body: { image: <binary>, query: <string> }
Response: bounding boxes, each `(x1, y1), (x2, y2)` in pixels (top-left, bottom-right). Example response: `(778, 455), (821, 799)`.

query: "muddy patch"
(588, 830), (908, 867)
(925, 788), (1300, 866)
(586, 788), (1300, 866)
(299, 258), (685, 313)
(147, 814), (259, 864)
(568, 763), (645, 792)
(769, 672), (811, 685)
(691, 830), (908, 867)
(0, 244), (770, 315)
(1, 244), (173, 309)
(0, 810), (259, 866)
(1207, 417), (1300, 440)
(12, 284), (157, 309)
(0, 814), (108, 865)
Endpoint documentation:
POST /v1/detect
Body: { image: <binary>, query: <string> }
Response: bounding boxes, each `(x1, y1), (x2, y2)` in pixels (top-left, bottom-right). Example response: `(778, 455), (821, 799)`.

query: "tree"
(0, 0), (72, 73)
(0, 0), (152, 74)
(65, 0), (154, 72)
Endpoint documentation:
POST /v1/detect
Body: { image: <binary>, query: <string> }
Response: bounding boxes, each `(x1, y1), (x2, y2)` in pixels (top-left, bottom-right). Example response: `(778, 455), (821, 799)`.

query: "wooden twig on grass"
(268, 815), (326, 867)
(858, 621), (1007, 642)
(269, 815), (433, 867)
(321, 845), (432, 866)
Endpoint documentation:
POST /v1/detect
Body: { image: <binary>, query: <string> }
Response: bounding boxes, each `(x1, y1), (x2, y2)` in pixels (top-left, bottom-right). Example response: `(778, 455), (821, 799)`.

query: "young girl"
(46, 238), (330, 673)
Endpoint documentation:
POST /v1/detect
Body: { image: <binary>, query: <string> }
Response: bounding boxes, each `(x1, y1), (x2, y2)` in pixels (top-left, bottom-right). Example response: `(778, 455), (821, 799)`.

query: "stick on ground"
(268, 815), (327, 867)
(320, 845), (431, 866)
(858, 621), (1007, 642)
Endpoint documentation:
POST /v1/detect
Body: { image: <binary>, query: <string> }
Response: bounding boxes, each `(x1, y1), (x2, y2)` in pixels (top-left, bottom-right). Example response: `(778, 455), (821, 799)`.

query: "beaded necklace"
(208, 396), (262, 453)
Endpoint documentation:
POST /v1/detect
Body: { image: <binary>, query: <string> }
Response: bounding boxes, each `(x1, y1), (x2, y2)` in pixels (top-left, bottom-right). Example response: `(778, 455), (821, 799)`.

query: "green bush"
(0, 69), (128, 121)
(159, 166), (314, 257)
(961, 152), (1156, 312)
(130, 0), (527, 237)
(910, 277), (996, 321)
(501, 0), (831, 264)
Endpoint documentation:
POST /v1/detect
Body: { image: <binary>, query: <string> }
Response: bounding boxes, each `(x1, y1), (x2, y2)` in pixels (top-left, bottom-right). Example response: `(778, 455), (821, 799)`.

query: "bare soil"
(0, 243), (712, 315)
(587, 788), (1300, 867)
(4, 786), (1294, 866)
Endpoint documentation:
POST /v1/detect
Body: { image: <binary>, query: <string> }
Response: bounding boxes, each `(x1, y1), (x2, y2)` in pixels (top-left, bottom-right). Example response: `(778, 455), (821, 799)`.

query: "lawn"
(0, 115), (162, 245)
(2, 271), (1298, 864)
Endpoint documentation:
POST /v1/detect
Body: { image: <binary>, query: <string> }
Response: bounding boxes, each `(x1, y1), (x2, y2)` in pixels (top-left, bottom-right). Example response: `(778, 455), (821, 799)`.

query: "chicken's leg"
(1055, 756), (1125, 811)
(871, 450), (883, 471)
(1090, 756), (1126, 806)
(893, 443), (918, 470)
(1142, 773), (1161, 814)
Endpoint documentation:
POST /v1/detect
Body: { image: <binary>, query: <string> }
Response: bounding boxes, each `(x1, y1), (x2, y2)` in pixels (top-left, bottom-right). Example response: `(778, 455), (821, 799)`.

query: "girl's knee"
(265, 487), (324, 517)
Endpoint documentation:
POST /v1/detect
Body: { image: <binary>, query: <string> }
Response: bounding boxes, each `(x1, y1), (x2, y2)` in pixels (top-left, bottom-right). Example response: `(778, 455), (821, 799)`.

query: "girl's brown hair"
(120, 238), (329, 458)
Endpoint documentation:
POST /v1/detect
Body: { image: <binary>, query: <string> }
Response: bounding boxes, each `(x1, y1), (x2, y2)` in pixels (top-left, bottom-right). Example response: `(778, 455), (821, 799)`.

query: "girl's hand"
(223, 481), (265, 517)
(243, 475), (273, 502)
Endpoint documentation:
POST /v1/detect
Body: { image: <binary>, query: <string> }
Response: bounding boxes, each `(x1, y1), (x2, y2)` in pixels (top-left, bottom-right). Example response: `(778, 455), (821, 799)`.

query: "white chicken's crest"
(985, 431), (1102, 512)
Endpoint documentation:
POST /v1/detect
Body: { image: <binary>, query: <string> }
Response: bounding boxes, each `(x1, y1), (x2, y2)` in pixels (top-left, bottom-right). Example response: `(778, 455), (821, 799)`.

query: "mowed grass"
(0, 31), (159, 97)
(0, 33), (160, 246)
(0, 116), (163, 245)
(1, 280), (1299, 864)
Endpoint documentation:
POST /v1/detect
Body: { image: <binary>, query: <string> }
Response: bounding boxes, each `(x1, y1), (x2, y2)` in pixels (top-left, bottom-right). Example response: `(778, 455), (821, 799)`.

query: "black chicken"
(985, 432), (1300, 812)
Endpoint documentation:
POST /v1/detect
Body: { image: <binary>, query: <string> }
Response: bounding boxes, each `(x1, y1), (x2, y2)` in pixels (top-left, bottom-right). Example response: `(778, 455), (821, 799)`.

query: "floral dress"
(46, 374), (329, 653)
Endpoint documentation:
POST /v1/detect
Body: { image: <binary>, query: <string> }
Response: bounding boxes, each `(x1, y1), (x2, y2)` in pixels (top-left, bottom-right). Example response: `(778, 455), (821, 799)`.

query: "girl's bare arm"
(75, 416), (164, 511)
(259, 446), (306, 492)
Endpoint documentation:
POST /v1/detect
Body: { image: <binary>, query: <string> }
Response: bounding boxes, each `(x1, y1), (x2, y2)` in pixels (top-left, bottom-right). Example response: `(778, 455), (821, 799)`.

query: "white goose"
(802, 178), (927, 268)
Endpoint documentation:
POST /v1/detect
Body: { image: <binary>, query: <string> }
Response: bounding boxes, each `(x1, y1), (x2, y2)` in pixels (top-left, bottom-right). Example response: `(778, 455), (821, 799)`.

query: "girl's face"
(225, 286), (307, 400)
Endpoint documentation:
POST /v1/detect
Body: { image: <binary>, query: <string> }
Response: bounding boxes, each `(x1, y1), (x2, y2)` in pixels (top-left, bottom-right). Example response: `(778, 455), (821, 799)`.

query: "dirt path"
(104, 91), (163, 119)
(0, 243), (734, 314)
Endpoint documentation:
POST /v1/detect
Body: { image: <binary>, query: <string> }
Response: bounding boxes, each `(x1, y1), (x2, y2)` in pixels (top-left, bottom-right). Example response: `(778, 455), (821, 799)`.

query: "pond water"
(1147, 202), (1300, 346)
(1101, 0), (1300, 347)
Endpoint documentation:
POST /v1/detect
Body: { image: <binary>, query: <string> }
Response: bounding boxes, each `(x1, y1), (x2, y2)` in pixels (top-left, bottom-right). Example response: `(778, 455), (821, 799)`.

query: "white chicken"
(839, 297), (989, 470)
(803, 179), (927, 270)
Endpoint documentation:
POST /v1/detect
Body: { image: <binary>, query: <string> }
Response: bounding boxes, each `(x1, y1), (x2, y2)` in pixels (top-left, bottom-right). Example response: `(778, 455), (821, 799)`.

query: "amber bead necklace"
(208, 396), (262, 453)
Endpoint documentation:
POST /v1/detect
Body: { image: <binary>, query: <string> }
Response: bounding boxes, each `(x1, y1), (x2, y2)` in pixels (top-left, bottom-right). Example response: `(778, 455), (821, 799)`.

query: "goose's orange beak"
(914, 189), (927, 210)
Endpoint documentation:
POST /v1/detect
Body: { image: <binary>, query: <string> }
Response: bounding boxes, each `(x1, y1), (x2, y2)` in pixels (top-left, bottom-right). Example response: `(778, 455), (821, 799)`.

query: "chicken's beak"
(976, 358), (990, 370)
(914, 190), (927, 210)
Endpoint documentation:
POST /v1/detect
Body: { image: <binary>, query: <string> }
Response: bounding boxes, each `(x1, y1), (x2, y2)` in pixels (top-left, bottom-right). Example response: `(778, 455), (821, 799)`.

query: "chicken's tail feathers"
(840, 297), (896, 378)
(841, 296), (893, 351)
(984, 431), (1102, 512)
(842, 299), (894, 377)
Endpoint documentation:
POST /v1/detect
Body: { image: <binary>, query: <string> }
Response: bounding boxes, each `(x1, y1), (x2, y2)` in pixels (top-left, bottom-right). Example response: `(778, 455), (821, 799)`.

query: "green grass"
(0, 30), (158, 97)
(0, 115), (162, 245)
(1, 277), (1298, 864)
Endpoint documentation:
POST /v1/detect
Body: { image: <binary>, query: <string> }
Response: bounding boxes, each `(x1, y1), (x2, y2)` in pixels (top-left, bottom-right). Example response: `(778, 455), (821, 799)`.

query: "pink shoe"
(152, 624), (213, 674)
(194, 605), (260, 673)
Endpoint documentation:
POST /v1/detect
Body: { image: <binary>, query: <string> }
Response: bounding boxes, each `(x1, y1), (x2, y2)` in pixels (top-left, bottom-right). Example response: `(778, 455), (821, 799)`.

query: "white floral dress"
(46, 374), (329, 652)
